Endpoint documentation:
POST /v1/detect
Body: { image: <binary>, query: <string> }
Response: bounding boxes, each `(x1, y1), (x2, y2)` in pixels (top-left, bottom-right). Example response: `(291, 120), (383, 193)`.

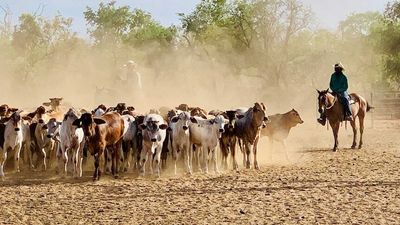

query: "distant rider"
(318, 63), (352, 125)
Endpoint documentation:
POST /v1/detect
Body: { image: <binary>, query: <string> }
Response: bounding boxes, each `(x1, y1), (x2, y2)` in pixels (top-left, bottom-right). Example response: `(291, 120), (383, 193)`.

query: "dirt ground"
(0, 120), (399, 225)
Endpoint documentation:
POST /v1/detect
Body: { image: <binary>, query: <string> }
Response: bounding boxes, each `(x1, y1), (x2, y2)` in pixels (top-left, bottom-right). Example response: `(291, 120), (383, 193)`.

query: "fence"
(371, 91), (400, 127)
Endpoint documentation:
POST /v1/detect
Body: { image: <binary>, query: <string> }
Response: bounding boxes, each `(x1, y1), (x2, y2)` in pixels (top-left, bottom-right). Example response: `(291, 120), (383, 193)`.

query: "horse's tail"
(366, 102), (374, 112)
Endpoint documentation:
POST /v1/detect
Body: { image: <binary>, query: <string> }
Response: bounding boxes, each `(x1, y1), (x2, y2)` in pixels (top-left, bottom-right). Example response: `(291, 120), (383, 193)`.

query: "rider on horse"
(318, 63), (353, 125)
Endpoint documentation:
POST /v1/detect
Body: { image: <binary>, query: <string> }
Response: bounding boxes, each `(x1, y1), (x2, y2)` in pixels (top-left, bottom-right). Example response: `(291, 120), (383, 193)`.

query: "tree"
(84, 1), (176, 47)
(373, 2), (400, 88)
(12, 13), (75, 80)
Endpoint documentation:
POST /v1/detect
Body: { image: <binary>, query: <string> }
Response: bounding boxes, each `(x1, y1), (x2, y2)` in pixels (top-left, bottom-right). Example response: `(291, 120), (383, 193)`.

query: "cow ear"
(42, 124), (48, 130)
(237, 115), (245, 119)
(72, 119), (81, 127)
(171, 117), (179, 123)
(190, 117), (198, 123)
(10, 108), (18, 112)
(93, 118), (106, 125)
(209, 120), (215, 125)
(57, 121), (62, 125)
(139, 124), (147, 130)
(159, 124), (168, 130)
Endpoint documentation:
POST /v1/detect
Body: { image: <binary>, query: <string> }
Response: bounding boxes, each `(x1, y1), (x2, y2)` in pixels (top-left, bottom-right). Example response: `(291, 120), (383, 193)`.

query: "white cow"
(34, 119), (58, 170)
(189, 115), (227, 174)
(0, 111), (24, 178)
(139, 114), (168, 177)
(58, 108), (85, 177)
(169, 111), (193, 175)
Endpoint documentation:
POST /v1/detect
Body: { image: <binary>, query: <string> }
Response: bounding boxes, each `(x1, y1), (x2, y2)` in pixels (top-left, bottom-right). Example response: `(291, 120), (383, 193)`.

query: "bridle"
(319, 92), (337, 111)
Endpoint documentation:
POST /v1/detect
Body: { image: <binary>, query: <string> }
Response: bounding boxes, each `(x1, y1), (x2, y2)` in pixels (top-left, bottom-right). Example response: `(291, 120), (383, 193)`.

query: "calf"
(58, 108), (85, 177)
(73, 112), (124, 180)
(189, 115), (227, 173)
(235, 103), (269, 169)
(139, 114), (168, 177)
(219, 110), (239, 170)
(34, 118), (59, 170)
(261, 109), (303, 157)
(169, 111), (194, 175)
(43, 97), (63, 112)
(119, 114), (137, 172)
(0, 111), (24, 178)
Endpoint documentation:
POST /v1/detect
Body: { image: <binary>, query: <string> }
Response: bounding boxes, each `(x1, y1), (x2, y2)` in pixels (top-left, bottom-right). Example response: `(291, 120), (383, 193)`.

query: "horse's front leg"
(331, 122), (340, 151)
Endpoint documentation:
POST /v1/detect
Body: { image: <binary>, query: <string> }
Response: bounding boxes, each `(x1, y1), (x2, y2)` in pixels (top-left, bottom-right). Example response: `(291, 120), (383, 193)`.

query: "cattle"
(235, 103), (269, 169)
(114, 103), (127, 115)
(190, 107), (208, 119)
(26, 106), (47, 123)
(261, 109), (303, 157)
(0, 111), (24, 178)
(58, 108), (85, 177)
(34, 118), (59, 170)
(219, 110), (239, 170)
(139, 114), (168, 177)
(43, 98), (63, 112)
(189, 115), (227, 174)
(93, 104), (106, 117)
(119, 114), (138, 172)
(169, 111), (194, 175)
(73, 112), (124, 180)
(0, 104), (18, 120)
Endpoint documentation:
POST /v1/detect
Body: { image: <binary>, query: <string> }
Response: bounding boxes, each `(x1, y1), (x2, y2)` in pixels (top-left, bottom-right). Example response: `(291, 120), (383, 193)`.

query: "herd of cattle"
(0, 99), (304, 181)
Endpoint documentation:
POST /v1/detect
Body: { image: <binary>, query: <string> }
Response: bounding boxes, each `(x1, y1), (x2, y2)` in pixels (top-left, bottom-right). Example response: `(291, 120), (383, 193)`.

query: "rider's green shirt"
(330, 71), (348, 93)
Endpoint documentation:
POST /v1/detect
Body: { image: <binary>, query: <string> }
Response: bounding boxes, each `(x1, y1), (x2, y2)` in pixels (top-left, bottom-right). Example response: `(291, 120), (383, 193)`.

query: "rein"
(324, 94), (337, 110)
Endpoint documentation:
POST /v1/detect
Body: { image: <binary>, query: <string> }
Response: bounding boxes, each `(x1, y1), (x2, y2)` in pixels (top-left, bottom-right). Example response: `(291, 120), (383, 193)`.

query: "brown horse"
(317, 89), (372, 151)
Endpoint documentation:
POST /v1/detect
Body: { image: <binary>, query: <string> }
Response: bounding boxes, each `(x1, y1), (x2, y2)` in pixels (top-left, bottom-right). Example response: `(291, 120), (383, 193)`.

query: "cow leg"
(0, 148), (7, 178)
(41, 148), (47, 171)
(93, 153), (100, 181)
(139, 149), (148, 176)
(231, 139), (238, 171)
(350, 120), (357, 149)
(211, 148), (219, 174)
(253, 136), (260, 170)
(115, 141), (122, 178)
(63, 148), (69, 176)
(14, 144), (22, 173)
(153, 146), (162, 178)
(184, 146), (192, 175)
(104, 148), (112, 174)
(172, 144), (178, 176)
(244, 142), (251, 169)
(188, 144), (193, 174)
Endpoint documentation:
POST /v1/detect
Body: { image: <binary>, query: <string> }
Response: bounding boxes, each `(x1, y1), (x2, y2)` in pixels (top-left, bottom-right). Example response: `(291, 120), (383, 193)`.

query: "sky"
(0, 0), (391, 37)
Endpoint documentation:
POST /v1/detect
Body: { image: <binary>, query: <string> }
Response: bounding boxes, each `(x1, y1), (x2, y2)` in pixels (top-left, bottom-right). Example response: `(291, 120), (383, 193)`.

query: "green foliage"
(84, 1), (176, 47)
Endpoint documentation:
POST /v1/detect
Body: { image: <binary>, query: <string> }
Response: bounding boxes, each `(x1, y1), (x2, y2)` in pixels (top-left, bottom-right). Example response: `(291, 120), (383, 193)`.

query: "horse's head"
(317, 88), (330, 113)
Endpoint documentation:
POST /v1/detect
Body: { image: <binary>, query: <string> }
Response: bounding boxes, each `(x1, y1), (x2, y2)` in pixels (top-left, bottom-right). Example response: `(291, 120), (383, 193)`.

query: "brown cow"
(0, 104), (18, 120)
(261, 109), (303, 159)
(235, 103), (269, 169)
(43, 98), (63, 112)
(73, 112), (124, 180)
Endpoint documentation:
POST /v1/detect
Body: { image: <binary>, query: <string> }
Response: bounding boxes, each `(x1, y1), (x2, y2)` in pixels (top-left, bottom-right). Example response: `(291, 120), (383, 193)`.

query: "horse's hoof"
(358, 145), (362, 149)
(333, 148), (337, 152)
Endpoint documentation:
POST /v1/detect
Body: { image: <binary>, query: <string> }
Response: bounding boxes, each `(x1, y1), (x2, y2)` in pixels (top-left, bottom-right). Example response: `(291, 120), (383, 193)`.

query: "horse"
(317, 89), (372, 151)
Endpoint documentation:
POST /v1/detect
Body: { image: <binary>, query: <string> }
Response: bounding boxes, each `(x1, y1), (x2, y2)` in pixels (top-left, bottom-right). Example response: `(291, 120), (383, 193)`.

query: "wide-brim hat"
(334, 62), (345, 70)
